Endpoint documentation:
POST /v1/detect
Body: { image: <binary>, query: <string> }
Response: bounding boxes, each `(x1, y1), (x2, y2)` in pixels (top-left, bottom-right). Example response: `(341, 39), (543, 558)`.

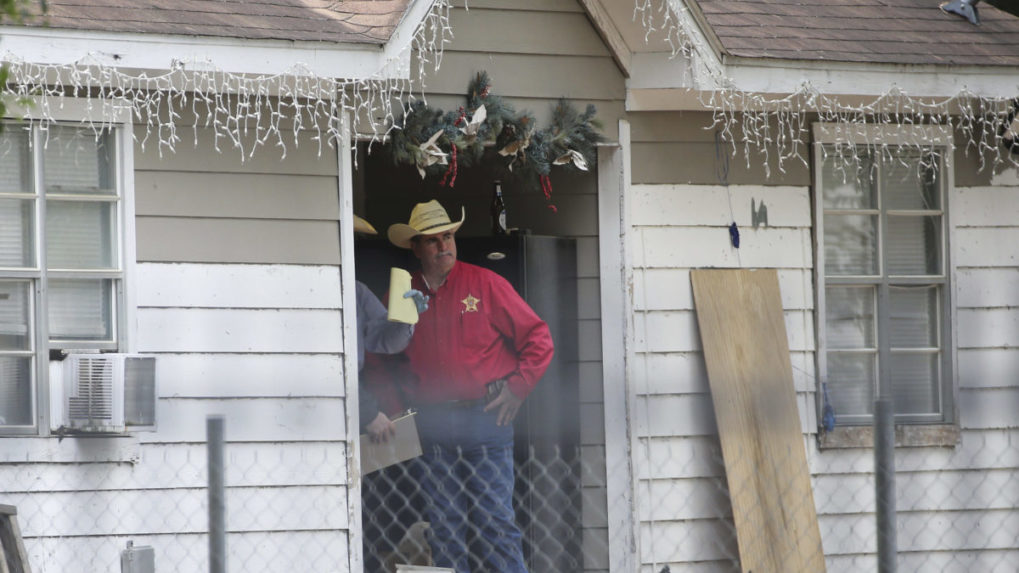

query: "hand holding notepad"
(388, 267), (424, 324)
(360, 411), (423, 476)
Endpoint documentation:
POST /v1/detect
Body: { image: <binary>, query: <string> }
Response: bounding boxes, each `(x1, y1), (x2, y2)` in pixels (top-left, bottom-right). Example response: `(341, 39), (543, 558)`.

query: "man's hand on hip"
(484, 383), (524, 426)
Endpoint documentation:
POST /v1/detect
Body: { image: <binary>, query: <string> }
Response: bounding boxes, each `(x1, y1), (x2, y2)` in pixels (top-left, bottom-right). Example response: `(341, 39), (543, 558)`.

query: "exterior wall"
(2, 122), (351, 572)
(3, 1), (625, 570)
(404, 0), (626, 144)
(814, 168), (1019, 572)
(629, 110), (814, 572)
(133, 124), (352, 572)
(627, 111), (1019, 572)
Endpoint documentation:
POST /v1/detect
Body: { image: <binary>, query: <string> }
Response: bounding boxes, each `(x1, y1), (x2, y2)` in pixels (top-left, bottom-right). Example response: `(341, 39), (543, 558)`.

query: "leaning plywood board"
(690, 269), (825, 573)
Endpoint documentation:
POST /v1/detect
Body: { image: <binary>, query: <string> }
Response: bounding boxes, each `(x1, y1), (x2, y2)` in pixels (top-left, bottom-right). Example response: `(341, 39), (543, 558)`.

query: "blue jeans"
(415, 404), (527, 573)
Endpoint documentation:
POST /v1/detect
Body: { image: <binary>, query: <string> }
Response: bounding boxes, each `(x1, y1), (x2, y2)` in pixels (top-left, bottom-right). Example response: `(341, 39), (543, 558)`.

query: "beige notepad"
(387, 267), (419, 325)
(360, 411), (423, 476)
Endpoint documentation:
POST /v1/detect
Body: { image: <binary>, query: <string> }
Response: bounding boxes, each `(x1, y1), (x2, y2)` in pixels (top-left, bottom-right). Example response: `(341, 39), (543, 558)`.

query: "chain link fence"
(362, 444), (597, 573)
(3, 408), (1018, 572)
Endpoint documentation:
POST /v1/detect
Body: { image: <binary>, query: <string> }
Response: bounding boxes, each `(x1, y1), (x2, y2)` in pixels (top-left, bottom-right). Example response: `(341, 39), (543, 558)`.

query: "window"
(813, 124), (954, 427)
(0, 121), (130, 434)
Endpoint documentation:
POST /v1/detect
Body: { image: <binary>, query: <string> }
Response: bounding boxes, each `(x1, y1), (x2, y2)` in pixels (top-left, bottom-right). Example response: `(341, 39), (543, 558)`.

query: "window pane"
(883, 151), (941, 210)
(48, 279), (113, 341)
(825, 286), (876, 348)
(43, 126), (116, 195)
(0, 128), (32, 194)
(0, 281), (31, 350)
(46, 200), (117, 269)
(0, 357), (33, 426)
(890, 286), (938, 348)
(824, 214), (878, 275)
(827, 352), (876, 417)
(821, 150), (876, 209)
(887, 215), (940, 275)
(890, 352), (939, 416)
(0, 199), (35, 268)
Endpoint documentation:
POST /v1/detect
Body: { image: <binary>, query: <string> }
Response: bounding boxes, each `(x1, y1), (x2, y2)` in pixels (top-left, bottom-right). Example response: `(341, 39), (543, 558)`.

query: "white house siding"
(629, 180), (816, 573)
(628, 111), (1019, 572)
(2, 120), (351, 572)
(402, 0), (626, 144)
(823, 171), (1014, 566)
(816, 172), (1019, 573)
(135, 122), (352, 573)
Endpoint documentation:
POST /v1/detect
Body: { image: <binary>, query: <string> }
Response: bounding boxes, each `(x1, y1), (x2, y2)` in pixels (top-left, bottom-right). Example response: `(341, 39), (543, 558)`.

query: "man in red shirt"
(388, 200), (553, 573)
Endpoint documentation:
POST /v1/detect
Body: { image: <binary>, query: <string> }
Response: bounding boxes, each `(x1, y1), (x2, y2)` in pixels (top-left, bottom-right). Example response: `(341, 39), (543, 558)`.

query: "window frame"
(0, 99), (137, 436)
(812, 123), (959, 433)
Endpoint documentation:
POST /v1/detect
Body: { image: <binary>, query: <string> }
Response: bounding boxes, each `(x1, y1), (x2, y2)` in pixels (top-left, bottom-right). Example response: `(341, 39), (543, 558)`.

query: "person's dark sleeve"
(361, 283), (414, 355)
(358, 380), (380, 432)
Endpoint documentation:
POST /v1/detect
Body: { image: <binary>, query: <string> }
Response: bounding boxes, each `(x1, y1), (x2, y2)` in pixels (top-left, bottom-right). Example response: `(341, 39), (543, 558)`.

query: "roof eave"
(0, 0), (443, 83)
(628, 55), (1019, 111)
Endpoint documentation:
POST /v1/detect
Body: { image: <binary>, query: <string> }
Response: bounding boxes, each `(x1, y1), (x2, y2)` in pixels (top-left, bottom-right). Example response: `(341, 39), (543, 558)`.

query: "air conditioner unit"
(63, 354), (157, 433)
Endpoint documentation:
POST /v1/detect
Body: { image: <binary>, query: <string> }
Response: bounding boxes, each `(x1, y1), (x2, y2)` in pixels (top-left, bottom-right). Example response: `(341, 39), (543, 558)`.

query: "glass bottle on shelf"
(491, 180), (507, 235)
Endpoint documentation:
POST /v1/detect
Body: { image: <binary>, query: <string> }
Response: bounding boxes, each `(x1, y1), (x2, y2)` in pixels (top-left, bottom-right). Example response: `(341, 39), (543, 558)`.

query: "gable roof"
(23, 0), (412, 45)
(690, 0), (1019, 67)
(0, 0), (441, 81)
(589, 0), (1019, 107)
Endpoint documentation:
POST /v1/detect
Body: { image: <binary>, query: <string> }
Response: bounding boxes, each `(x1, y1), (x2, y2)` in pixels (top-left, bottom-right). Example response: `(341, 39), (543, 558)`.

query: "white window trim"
(811, 122), (960, 447)
(1, 98), (137, 437)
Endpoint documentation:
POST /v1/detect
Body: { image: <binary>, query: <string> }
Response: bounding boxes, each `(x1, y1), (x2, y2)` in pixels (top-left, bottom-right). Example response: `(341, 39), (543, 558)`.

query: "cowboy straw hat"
(353, 215), (378, 235)
(387, 200), (465, 249)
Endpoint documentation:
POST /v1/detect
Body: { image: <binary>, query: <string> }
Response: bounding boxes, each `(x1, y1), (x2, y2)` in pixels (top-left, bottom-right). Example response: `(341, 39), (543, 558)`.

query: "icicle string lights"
(0, 0), (456, 160)
(634, 0), (1019, 176)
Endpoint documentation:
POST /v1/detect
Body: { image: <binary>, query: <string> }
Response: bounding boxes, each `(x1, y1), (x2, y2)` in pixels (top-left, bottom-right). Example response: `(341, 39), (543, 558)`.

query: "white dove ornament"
(553, 148), (589, 171)
(417, 129), (449, 179)
(459, 105), (487, 141)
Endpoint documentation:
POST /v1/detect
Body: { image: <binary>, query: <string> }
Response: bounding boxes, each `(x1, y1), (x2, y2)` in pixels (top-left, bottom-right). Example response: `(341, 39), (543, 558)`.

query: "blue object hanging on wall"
(821, 382), (837, 432)
(729, 222), (740, 248)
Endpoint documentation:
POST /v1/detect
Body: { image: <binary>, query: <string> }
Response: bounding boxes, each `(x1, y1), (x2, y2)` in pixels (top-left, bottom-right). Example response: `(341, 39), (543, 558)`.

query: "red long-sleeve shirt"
(404, 261), (554, 403)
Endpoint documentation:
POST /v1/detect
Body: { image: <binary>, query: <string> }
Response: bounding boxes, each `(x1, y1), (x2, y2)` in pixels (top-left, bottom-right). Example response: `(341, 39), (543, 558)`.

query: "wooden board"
(690, 269), (825, 573)
(0, 504), (32, 573)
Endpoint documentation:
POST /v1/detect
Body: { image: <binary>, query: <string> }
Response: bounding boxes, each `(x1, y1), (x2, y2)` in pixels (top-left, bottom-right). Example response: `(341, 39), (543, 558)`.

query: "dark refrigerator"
(355, 233), (583, 572)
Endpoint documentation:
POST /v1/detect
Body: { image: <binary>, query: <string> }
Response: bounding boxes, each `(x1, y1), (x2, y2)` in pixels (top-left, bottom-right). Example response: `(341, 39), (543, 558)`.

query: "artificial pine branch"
(381, 70), (603, 195)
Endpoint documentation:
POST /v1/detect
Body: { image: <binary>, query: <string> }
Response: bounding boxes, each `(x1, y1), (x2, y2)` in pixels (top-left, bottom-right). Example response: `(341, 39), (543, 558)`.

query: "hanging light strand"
(634, 0), (1019, 174)
(0, 0), (456, 160)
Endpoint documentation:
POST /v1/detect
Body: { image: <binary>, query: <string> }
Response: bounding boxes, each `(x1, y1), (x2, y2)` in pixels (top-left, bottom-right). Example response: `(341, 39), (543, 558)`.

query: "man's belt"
(442, 397), (486, 409)
(425, 379), (507, 410)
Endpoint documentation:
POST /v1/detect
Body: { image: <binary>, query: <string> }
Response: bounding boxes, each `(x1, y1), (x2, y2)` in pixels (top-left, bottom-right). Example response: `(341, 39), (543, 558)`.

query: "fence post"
(207, 415), (226, 573)
(874, 398), (896, 572)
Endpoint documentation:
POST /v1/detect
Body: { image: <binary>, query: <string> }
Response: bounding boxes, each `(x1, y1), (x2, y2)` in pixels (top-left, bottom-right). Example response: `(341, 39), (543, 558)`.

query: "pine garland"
(380, 71), (604, 209)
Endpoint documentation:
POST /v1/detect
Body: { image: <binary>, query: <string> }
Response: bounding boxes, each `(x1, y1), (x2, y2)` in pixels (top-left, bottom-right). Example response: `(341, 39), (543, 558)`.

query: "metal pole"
(874, 398), (896, 573)
(207, 415), (226, 573)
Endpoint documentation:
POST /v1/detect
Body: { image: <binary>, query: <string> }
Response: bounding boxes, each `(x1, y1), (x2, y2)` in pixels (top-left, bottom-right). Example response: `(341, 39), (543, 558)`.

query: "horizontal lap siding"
(0, 442), (347, 490)
(15, 118), (349, 572)
(135, 125), (342, 265)
(407, 2), (625, 146)
(894, 180), (1019, 567)
(26, 531), (348, 573)
(7, 486), (348, 537)
(628, 112), (811, 187)
(952, 185), (1019, 424)
(629, 121), (1019, 571)
(629, 166), (816, 571)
